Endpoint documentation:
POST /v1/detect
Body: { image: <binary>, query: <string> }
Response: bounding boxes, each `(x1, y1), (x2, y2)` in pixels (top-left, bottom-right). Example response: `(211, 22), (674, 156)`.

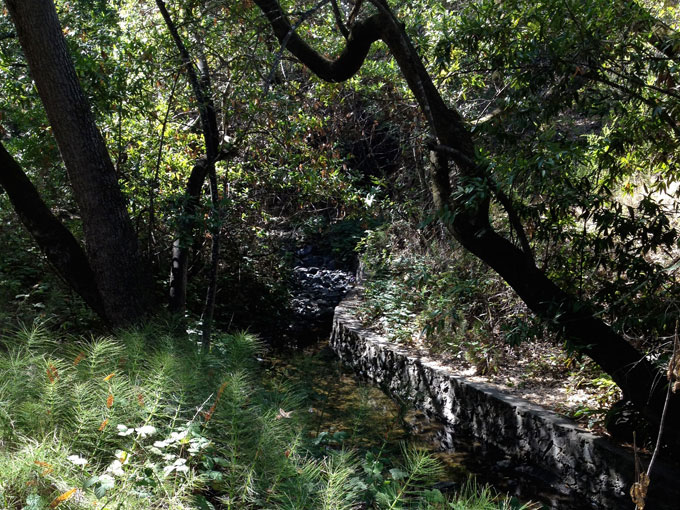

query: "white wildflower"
(135, 425), (157, 438)
(106, 459), (125, 477)
(67, 455), (88, 466)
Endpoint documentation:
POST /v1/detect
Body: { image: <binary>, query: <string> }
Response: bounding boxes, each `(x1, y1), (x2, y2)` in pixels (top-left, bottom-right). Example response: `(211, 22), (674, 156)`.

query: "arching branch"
(255, 0), (382, 83)
(254, 0), (679, 441)
(253, 0), (474, 167)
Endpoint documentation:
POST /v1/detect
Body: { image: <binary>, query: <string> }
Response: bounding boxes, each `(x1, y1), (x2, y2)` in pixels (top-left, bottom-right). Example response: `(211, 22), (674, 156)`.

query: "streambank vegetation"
(1, 0), (680, 507)
(0, 324), (531, 509)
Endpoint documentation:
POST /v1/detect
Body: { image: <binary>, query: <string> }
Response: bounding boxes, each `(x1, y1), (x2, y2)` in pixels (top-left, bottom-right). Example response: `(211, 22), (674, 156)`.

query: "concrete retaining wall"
(330, 293), (679, 509)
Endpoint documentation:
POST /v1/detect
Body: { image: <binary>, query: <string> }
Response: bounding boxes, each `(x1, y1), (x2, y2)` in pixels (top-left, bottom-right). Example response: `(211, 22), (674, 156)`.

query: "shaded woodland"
(1, 1), (679, 508)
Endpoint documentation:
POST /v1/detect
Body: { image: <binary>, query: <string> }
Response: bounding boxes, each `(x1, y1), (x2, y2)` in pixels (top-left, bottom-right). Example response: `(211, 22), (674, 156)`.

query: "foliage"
(563, 363), (621, 427)
(425, 0), (680, 340)
(446, 477), (533, 510)
(0, 0), (383, 330)
(1, 0), (680, 499)
(357, 221), (532, 373)
(0, 323), (525, 509)
(0, 324), (282, 509)
(340, 0), (680, 423)
(356, 221), (623, 425)
(0, 200), (100, 334)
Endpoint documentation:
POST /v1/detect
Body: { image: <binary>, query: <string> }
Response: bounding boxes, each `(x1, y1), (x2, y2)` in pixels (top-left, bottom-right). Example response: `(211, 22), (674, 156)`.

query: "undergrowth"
(356, 222), (535, 373)
(0, 322), (528, 509)
(355, 222), (621, 427)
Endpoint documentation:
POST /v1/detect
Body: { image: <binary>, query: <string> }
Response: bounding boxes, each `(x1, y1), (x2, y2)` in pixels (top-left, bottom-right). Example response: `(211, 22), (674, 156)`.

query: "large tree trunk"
(254, 0), (678, 437)
(0, 142), (106, 318)
(5, 0), (152, 327)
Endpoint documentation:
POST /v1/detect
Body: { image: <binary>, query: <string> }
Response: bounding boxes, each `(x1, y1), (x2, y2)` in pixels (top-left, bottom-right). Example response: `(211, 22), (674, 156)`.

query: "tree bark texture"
(254, 0), (678, 435)
(5, 0), (152, 326)
(0, 142), (106, 318)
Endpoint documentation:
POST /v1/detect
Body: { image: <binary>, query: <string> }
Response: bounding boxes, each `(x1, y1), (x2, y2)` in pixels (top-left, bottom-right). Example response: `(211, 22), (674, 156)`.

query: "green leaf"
(332, 430), (348, 443)
(389, 467), (408, 480)
(423, 488), (445, 503)
(25, 493), (44, 510)
(83, 475), (99, 489)
(95, 474), (115, 498)
(193, 495), (216, 510)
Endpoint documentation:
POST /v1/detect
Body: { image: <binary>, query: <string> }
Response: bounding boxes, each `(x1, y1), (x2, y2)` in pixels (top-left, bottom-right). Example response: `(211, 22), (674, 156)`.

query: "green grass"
(0, 322), (531, 509)
(447, 478), (536, 510)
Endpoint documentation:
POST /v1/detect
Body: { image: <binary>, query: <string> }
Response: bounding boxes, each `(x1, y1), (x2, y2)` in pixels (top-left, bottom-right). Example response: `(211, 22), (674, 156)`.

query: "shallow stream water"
(265, 342), (596, 510)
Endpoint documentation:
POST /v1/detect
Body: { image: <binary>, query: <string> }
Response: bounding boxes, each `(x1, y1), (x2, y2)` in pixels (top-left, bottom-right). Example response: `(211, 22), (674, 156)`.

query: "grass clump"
(0, 322), (530, 509)
(447, 478), (535, 510)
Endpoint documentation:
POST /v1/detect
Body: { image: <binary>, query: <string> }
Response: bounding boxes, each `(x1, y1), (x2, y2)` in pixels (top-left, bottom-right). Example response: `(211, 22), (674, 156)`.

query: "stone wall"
(330, 293), (680, 510)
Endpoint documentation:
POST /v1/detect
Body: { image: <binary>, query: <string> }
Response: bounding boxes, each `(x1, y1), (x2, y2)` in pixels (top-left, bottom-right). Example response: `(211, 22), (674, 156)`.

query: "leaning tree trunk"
(0, 142), (106, 318)
(5, 0), (152, 326)
(253, 0), (679, 437)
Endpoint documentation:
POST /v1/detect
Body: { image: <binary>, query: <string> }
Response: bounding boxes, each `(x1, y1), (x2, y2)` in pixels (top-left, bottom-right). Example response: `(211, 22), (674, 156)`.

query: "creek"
(275, 252), (602, 510)
(264, 341), (595, 510)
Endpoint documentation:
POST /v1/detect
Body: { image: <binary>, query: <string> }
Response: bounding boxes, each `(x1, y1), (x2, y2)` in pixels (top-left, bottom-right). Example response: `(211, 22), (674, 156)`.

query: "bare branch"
(330, 0), (349, 38)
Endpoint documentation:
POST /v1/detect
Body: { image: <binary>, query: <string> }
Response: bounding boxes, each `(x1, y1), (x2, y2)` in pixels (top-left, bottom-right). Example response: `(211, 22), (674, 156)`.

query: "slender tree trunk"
(157, 0), (222, 327)
(5, 0), (152, 326)
(149, 72), (179, 266)
(201, 162), (220, 349)
(254, 0), (679, 436)
(0, 142), (106, 318)
(169, 160), (209, 315)
(195, 47), (221, 348)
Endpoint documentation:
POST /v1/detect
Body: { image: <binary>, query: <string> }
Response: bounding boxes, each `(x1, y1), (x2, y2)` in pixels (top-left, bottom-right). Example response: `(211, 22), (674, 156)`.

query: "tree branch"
(255, 0), (378, 81)
(155, 0), (219, 159)
(263, 0), (332, 93)
(330, 0), (349, 38)
(157, 0), (224, 323)
(492, 185), (533, 260)
(0, 142), (106, 319)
